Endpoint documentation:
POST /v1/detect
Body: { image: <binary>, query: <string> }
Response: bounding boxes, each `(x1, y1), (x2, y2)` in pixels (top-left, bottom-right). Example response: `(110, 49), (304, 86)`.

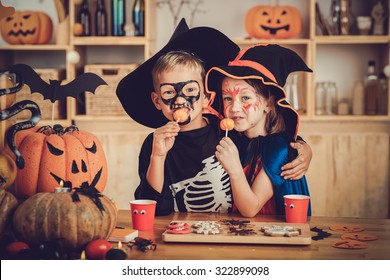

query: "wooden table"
(116, 210), (390, 260)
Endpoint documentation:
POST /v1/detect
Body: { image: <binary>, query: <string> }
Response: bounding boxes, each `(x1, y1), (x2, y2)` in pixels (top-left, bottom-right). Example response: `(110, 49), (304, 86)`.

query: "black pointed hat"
(116, 18), (240, 128)
(206, 43), (312, 139)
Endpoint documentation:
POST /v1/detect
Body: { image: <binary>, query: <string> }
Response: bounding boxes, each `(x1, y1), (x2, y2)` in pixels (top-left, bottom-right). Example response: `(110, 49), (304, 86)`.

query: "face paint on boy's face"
(159, 80), (201, 110)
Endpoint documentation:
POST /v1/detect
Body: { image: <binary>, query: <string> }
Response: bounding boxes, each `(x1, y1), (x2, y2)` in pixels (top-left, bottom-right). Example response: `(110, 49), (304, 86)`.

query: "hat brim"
(116, 26), (240, 128)
(206, 66), (299, 139)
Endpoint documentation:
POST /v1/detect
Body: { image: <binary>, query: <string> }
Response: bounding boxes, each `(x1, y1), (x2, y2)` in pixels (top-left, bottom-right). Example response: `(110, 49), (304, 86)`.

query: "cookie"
(329, 224), (365, 233)
(331, 239), (368, 249)
(341, 233), (378, 241)
(166, 227), (191, 234)
(168, 221), (190, 229)
(191, 221), (221, 235)
(261, 225), (301, 237)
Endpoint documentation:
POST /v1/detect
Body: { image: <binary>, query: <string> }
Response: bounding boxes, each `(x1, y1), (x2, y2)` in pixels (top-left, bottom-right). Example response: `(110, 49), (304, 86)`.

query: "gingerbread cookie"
(329, 225), (365, 233)
(261, 225), (301, 237)
(331, 239), (368, 249)
(341, 233), (378, 242)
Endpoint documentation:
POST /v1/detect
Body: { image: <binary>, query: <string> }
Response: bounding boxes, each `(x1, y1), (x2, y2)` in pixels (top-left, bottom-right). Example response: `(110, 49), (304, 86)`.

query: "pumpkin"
(8, 125), (108, 199)
(245, 5), (302, 39)
(12, 190), (117, 252)
(0, 188), (18, 238)
(0, 152), (17, 189)
(0, 10), (53, 44)
(0, 74), (16, 110)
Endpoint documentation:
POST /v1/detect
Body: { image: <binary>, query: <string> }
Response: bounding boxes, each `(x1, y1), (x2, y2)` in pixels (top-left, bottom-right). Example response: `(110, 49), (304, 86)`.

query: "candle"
(80, 250), (86, 260)
(54, 180), (71, 193)
(105, 241), (127, 260)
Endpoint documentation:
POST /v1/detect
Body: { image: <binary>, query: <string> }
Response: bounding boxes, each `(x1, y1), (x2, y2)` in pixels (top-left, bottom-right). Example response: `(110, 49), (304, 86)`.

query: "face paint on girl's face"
(159, 80), (200, 110)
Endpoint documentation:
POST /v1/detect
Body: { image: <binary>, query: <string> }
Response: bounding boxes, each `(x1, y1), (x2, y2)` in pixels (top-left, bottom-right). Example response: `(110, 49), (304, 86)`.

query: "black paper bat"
(8, 64), (107, 103)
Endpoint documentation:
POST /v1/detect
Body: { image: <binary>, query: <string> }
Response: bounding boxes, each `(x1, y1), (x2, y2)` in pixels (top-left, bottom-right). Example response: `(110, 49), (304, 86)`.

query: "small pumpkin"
(245, 5), (302, 39)
(12, 190), (117, 252)
(0, 74), (16, 110)
(220, 118), (234, 131)
(7, 125), (108, 199)
(0, 152), (17, 189)
(0, 10), (53, 44)
(0, 188), (18, 238)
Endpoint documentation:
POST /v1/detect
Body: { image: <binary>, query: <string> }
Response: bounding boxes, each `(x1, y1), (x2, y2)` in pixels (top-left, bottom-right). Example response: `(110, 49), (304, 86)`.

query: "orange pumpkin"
(0, 152), (17, 189)
(0, 10), (53, 44)
(245, 5), (302, 39)
(8, 125), (108, 199)
(220, 118), (234, 131)
(12, 190), (117, 252)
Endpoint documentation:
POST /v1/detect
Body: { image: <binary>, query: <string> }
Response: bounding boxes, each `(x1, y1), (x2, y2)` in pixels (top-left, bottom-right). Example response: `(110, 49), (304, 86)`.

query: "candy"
(220, 118), (234, 137)
(173, 109), (188, 123)
(220, 118), (234, 131)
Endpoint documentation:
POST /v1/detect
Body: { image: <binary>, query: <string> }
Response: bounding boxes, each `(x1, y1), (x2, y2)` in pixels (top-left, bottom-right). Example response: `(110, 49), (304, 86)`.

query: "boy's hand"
(152, 122), (180, 157)
(215, 137), (242, 176)
(281, 140), (312, 180)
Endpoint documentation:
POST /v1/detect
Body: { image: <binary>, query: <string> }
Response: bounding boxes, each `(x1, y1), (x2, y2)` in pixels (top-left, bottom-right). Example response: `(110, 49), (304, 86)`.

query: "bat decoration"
(311, 226), (332, 241)
(8, 64), (108, 103)
(0, 71), (41, 169)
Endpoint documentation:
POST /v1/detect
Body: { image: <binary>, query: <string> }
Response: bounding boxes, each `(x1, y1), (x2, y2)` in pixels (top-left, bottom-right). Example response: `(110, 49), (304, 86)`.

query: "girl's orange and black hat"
(116, 18), (240, 129)
(206, 43), (313, 139)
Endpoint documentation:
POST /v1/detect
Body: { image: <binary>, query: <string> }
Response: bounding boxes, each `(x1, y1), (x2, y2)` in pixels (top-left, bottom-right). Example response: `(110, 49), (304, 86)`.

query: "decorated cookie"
(168, 221), (190, 229)
(166, 227), (191, 234)
(329, 225), (365, 233)
(331, 239), (368, 249)
(191, 221), (221, 235)
(341, 233), (378, 242)
(261, 225), (301, 237)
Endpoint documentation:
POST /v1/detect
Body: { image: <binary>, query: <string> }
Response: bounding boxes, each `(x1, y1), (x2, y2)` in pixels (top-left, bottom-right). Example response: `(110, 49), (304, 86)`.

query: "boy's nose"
(231, 100), (242, 112)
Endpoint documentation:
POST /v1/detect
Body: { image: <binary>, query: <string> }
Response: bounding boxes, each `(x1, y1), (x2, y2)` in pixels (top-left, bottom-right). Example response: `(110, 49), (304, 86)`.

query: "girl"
(206, 44), (312, 217)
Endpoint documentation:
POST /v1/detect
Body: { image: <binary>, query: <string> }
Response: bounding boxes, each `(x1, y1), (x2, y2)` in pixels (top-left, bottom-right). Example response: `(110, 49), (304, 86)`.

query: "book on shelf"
(108, 227), (138, 242)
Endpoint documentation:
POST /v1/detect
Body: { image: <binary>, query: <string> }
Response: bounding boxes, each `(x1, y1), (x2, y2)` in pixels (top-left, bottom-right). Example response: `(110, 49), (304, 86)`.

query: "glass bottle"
(78, 0), (91, 36)
(315, 82), (326, 115)
(364, 60), (379, 115)
(352, 80), (364, 115)
(328, 0), (341, 35)
(112, 0), (126, 36)
(377, 72), (388, 115)
(95, 0), (108, 36)
(325, 81), (338, 115)
(132, 0), (145, 36)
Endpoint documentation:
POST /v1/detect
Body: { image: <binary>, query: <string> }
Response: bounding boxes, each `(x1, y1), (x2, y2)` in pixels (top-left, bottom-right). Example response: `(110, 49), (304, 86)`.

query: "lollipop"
(173, 109), (188, 123)
(220, 118), (234, 137)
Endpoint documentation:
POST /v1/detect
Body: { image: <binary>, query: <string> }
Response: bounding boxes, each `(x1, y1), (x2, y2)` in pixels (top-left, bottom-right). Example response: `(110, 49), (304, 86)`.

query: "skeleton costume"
(206, 44), (312, 216)
(116, 19), (239, 215)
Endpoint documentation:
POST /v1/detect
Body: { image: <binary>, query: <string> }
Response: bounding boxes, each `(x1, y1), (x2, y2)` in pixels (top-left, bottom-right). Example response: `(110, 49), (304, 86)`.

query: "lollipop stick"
(176, 118), (180, 123)
(225, 129), (228, 138)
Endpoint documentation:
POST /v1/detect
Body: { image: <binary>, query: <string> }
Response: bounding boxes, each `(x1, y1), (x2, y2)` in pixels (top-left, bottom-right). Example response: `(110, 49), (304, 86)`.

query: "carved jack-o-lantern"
(0, 10), (53, 44)
(8, 125), (108, 199)
(245, 5), (302, 39)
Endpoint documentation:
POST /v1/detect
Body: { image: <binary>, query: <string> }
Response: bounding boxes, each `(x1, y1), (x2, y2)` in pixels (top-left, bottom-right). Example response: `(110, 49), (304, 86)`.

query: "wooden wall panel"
(303, 133), (389, 218)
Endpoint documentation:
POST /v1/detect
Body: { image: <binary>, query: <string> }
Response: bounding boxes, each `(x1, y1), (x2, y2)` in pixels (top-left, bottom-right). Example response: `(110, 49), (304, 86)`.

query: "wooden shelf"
(72, 36), (148, 46)
(0, 45), (70, 51)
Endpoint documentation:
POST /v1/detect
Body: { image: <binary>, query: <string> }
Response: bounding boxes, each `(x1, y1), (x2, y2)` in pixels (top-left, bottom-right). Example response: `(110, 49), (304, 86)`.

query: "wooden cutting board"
(162, 220), (311, 245)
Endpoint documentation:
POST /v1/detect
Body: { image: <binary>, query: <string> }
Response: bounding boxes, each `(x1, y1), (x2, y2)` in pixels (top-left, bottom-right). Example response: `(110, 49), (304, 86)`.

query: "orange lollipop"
(173, 109), (188, 123)
(220, 118), (234, 137)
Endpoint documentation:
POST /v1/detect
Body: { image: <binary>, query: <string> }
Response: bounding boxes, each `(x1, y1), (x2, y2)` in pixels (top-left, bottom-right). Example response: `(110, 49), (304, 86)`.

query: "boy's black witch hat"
(206, 43), (313, 139)
(116, 18), (240, 128)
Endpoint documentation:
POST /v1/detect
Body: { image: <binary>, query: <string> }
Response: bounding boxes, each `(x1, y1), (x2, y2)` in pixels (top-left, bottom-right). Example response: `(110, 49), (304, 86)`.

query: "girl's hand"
(151, 122), (180, 158)
(281, 140), (312, 180)
(215, 137), (242, 176)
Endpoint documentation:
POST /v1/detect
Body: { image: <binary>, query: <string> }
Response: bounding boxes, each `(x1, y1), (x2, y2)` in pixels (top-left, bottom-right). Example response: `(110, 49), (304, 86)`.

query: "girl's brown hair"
(246, 79), (286, 135)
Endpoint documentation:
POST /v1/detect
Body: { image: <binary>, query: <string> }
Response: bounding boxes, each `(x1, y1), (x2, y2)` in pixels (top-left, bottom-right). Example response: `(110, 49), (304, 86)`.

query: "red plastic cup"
(129, 200), (157, 230)
(284, 195), (310, 223)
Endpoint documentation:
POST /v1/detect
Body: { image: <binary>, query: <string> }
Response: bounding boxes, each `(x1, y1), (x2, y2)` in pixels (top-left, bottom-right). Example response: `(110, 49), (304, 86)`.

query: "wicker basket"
(84, 64), (139, 116)
(15, 68), (66, 120)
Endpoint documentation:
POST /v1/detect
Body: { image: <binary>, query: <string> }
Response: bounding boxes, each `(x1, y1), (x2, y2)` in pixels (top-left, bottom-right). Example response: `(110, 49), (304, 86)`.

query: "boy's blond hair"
(152, 50), (206, 93)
